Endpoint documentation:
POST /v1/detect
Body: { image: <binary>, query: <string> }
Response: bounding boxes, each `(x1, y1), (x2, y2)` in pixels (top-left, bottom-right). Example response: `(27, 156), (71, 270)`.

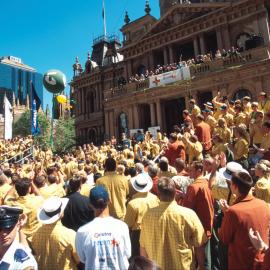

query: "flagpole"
(3, 93), (6, 140)
(103, 0), (107, 37)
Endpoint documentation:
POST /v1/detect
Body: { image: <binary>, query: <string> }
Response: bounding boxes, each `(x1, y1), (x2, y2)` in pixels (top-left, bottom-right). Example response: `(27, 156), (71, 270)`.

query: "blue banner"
(31, 99), (40, 136)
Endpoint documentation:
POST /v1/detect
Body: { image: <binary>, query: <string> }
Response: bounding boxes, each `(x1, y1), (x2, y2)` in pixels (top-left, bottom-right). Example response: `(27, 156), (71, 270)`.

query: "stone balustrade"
(104, 46), (270, 99)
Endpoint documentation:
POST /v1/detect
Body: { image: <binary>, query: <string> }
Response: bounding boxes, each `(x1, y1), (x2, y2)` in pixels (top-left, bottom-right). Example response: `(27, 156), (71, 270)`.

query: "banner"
(148, 126), (160, 139)
(31, 99), (40, 136)
(149, 67), (190, 89)
(4, 95), (13, 140)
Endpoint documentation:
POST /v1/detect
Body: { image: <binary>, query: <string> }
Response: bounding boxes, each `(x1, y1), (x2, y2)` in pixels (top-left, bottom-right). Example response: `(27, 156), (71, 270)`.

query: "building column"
(156, 100), (162, 129)
(105, 111), (109, 136)
(133, 105), (139, 129)
(79, 89), (83, 114)
(193, 37), (199, 57)
(222, 25), (231, 50)
(109, 111), (114, 137)
(149, 51), (154, 71)
(254, 77), (263, 97)
(128, 107), (133, 130)
(150, 103), (156, 127)
(199, 34), (206, 54)
(216, 27), (223, 50)
(258, 14), (270, 45)
(169, 46), (174, 64)
(163, 47), (168, 65)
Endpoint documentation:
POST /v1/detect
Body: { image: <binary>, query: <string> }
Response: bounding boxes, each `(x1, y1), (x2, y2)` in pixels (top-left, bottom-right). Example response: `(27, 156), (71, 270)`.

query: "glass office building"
(0, 56), (43, 114)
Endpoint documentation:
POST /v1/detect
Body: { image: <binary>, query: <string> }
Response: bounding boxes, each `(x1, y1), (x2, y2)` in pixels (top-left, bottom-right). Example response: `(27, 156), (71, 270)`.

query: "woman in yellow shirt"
(213, 118), (232, 144)
(254, 161), (270, 204)
(231, 125), (249, 169)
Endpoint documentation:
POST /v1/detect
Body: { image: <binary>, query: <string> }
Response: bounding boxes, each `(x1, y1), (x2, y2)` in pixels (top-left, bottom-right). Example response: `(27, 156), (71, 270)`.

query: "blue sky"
(0, 0), (159, 109)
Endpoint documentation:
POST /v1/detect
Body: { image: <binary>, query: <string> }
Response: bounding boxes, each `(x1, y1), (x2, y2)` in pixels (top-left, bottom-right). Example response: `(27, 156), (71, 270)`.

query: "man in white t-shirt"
(75, 186), (131, 270)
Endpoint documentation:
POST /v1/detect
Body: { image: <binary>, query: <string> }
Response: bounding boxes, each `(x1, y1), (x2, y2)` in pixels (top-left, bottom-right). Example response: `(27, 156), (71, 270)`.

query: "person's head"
(234, 124), (248, 140)
(255, 162), (270, 178)
(174, 158), (185, 173)
(47, 166), (57, 176)
(234, 104), (243, 113)
(128, 256), (161, 270)
(218, 118), (226, 128)
(262, 121), (270, 134)
(47, 174), (57, 184)
(0, 206), (23, 249)
(196, 114), (204, 123)
(169, 133), (177, 143)
(190, 161), (204, 179)
(182, 110), (190, 118)
(212, 134), (223, 144)
(203, 157), (214, 173)
(117, 164), (125, 176)
(15, 178), (31, 196)
(89, 186), (109, 212)
(189, 99), (196, 108)
(104, 158), (116, 172)
(259, 92), (267, 101)
(34, 175), (46, 188)
(231, 171), (253, 196)
(255, 111), (264, 122)
(189, 135), (198, 143)
(157, 177), (176, 202)
(251, 102), (259, 111)
(69, 175), (82, 193)
(148, 165), (158, 179)
(135, 163), (144, 174)
(220, 105), (228, 114)
(159, 160), (168, 172)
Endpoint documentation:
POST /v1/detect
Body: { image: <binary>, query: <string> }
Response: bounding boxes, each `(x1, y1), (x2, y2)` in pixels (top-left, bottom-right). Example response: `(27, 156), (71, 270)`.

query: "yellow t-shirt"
(0, 183), (11, 203)
(259, 99), (270, 113)
(250, 122), (264, 145)
(261, 132), (270, 150)
(233, 138), (249, 160)
(213, 127), (232, 144)
(192, 105), (201, 117)
(40, 183), (66, 199)
(211, 143), (227, 156)
(234, 113), (247, 126)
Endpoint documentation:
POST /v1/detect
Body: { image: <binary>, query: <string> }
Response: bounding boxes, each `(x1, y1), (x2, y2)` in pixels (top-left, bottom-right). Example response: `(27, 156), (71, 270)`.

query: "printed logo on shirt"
(94, 232), (112, 238)
(14, 249), (30, 263)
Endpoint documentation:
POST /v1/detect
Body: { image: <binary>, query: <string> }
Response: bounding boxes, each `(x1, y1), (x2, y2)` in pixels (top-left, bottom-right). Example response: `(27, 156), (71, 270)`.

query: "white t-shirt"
(76, 216), (131, 270)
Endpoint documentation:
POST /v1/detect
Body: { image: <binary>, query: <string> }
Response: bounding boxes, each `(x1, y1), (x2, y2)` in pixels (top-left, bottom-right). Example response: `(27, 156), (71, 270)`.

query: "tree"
(13, 109), (51, 148)
(53, 115), (76, 154)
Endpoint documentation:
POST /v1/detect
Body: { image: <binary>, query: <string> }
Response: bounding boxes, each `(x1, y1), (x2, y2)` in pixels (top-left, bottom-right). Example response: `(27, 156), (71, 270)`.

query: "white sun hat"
(37, 197), (69, 225)
(218, 162), (248, 180)
(131, 173), (153, 193)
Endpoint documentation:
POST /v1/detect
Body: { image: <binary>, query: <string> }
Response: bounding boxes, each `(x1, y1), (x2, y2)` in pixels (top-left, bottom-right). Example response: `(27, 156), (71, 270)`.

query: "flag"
(4, 95), (13, 140)
(31, 82), (41, 136)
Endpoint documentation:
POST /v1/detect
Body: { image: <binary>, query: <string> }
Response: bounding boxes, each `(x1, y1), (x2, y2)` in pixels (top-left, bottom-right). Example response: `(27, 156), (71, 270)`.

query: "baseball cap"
(220, 105), (227, 111)
(89, 186), (109, 209)
(0, 206), (23, 230)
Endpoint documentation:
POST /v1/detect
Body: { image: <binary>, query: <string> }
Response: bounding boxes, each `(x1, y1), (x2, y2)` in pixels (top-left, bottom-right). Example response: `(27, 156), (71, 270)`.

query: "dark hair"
(47, 166), (57, 175)
(192, 161), (204, 172)
(148, 166), (158, 178)
(15, 178), (31, 196)
(128, 256), (161, 270)
(11, 173), (20, 185)
(263, 121), (270, 129)
(231, 172), (253, 195)
(93, 173), (102, 183)
(159, 160), (168, 172)
(104, 158), (116, 172)
(69, 175), (82, 192)
(34, 175), (46, 188)
(128, 167), (137, 178)
(3, 169), (12, 178)
(169, 133), (177, 142)
(47, 175), (57, 184)
(157, 177), (176, 201)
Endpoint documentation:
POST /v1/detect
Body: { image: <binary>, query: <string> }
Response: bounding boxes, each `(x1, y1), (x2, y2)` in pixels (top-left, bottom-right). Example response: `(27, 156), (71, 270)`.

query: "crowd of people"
(1, 90), (270, 270)
(128, 47), (242, 83)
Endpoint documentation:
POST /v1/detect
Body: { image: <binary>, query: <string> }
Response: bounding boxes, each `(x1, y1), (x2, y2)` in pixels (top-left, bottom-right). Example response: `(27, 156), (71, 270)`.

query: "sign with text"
(149, 67), (190, 89)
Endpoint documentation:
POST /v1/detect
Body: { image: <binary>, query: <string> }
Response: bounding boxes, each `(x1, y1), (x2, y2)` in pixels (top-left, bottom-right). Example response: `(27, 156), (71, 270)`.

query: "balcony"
(104, 46), (270, 99)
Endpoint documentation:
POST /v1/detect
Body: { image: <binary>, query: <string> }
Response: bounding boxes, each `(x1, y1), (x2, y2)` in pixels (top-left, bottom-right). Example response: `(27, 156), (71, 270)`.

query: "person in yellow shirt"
(0, 174), (11, 205)
(181, 134), (203, 165)
(203, 109), (217, 133)
(234, 104), (247, 127)
(254, 161), (270, 204)
(258, 92), (270, 113)
(242, 96), (252, 115)
(211, 135), (228, 157)
(250, 111), (264, 146)
(231, 125), (249, 169)
(140, 177), (207, 270)
(219, 105), (234, 128)
(4, 178), (44, 242)
(214, 118), (232, 144)
(96, 158), (129, 220)
(125, 173), (159, 257)
(189, 99), (201, 122)
(32, 196), (80, 270)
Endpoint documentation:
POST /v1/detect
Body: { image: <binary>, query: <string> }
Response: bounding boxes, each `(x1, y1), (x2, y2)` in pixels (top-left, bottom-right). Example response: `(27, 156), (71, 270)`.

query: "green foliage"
(13, 110), (51, 148)
(53, 115), (76, 154)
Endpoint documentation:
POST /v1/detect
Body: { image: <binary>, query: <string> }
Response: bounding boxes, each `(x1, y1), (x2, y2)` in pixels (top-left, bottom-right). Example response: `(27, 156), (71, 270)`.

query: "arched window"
(233, 89), (252, 100)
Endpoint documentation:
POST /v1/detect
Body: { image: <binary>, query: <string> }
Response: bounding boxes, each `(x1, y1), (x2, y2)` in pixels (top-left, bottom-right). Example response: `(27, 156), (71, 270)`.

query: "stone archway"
(233, 88), (252, 100)
(88, 128), (97, 144)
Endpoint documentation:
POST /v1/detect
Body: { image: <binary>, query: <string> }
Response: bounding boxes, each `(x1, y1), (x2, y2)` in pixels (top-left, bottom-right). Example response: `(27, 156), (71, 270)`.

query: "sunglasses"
(0, 225), (16, 233)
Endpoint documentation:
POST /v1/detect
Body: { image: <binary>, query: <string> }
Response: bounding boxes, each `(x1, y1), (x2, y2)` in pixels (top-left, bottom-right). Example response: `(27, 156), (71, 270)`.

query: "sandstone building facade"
(71, 0), (270, 144)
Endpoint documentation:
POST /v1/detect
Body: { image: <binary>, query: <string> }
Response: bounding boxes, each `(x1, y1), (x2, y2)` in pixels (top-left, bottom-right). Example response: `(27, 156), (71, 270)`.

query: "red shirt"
(219, 195), (270, 270)
(182, 177), (214, 238)
(195, 121), (212, 151)
(164, 141), (186, 166)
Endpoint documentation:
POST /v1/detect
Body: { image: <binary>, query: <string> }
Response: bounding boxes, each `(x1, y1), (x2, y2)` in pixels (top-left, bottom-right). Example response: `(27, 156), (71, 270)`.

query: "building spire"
(102, 0), (107, 36)
(145, 0), (151, 15)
